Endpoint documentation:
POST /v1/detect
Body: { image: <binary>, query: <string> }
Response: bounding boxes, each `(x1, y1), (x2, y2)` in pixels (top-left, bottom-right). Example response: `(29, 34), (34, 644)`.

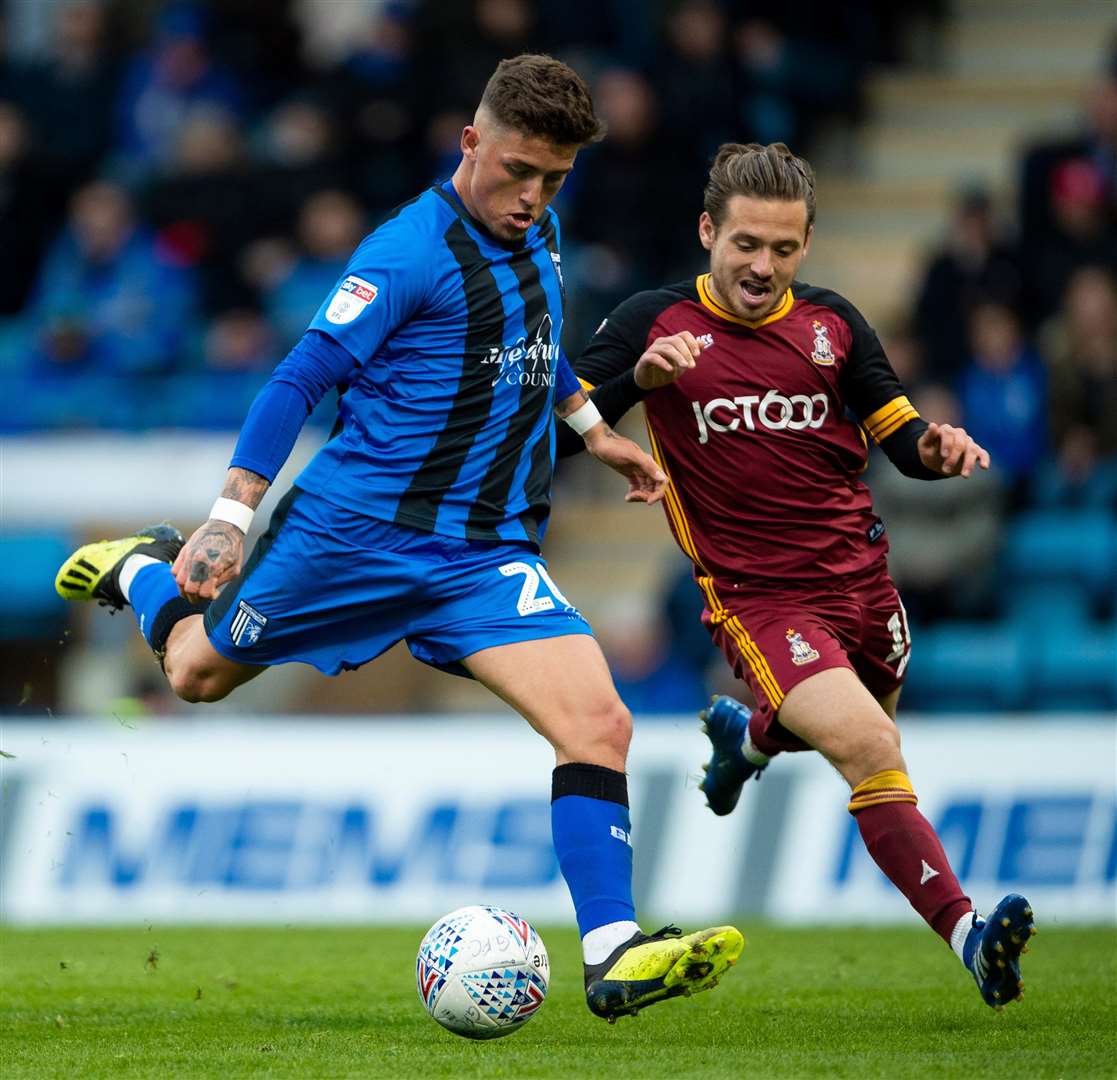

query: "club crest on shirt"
(231, 600), (268, 647)
(809, 319), (835, 365)
(786, 627), (820, 665)
(326, 275), (379, 324)
(550, 251), (564, 291)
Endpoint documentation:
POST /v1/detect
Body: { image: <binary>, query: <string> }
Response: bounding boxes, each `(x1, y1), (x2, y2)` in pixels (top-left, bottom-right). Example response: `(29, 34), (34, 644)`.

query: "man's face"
(458, 116), (577, 241)
(699, 195), (811, 320)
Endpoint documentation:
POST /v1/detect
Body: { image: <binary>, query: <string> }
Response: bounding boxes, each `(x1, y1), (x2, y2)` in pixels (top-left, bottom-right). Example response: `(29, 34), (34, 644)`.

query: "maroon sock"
(854, 800), (972, 942)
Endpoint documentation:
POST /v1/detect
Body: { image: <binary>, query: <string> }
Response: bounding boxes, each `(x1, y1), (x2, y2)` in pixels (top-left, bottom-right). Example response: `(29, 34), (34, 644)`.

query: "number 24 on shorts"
(499, 561), (575, 617)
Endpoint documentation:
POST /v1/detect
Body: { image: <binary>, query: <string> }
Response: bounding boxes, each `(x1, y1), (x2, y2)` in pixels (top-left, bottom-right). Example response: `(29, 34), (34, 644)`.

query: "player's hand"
(172, 520), (246, 603)
(917, 422), (990, 478)
(584, 425), (668, 504)
(634, 331), (705, 391)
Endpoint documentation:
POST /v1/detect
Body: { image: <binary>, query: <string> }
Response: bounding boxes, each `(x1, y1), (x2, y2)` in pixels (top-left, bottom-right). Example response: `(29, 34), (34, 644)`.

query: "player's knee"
(844, 717), (903, 778)
(166, 661), (231, 704)
(585, 697), (632, 764)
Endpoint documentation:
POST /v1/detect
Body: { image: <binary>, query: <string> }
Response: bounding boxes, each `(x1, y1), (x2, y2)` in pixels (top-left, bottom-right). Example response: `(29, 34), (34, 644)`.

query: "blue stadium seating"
(1002, 510), (1117, 604)
(1033, 619), (1117, 712)
(905, 620), (1030, 711)
(0, 531), (74, 638)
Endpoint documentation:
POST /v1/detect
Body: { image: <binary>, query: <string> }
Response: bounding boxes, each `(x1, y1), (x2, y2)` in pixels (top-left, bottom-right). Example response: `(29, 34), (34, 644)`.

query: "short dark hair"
(704, 142), (816, 230)
(479, 54), (606, 148)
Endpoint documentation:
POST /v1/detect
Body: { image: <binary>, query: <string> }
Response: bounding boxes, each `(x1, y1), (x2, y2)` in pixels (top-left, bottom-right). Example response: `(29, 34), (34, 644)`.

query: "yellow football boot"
(55, 524), (184, 609)
(584, 924), (744, 1022)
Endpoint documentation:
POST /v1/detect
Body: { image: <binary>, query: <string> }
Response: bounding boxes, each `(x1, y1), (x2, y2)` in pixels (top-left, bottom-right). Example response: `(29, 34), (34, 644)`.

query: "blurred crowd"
(4, 0), (1116, 715)
(0, 0), (938, 429)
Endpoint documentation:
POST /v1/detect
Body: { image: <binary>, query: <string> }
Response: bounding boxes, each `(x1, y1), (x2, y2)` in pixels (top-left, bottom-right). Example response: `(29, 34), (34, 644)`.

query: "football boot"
(584, 924), (744, 1022)
(962, 894), (1035, 1011)
(699, 695), (765, 816)
(55, 524), (185, 610)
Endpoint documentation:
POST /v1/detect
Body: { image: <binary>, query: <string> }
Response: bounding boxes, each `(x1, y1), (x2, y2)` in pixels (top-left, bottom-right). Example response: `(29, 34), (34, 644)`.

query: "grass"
(1, 924), (1114, 1078)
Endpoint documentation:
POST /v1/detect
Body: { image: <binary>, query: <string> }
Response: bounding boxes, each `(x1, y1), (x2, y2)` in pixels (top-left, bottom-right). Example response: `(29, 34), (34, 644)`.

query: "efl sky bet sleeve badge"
(231, 600), (268, 647)
(326, 275), (379, 324)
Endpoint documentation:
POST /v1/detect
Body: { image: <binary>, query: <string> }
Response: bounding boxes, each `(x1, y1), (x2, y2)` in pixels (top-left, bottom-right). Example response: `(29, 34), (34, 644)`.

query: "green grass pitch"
(1, 924), (1114, 1078)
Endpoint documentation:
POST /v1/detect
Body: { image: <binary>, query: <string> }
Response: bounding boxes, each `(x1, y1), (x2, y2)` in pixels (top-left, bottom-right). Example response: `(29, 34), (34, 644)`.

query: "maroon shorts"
(701, 563), (911, 747)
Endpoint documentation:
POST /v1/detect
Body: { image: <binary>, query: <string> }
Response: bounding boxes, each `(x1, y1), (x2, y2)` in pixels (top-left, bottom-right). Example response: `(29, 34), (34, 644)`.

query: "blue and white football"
(416, 905), (549, 1039)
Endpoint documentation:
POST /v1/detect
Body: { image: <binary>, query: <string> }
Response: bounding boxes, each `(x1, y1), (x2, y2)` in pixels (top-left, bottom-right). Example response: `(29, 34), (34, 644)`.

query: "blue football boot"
(962, 894), (1035, 1011)
(698, 695), (765, 816)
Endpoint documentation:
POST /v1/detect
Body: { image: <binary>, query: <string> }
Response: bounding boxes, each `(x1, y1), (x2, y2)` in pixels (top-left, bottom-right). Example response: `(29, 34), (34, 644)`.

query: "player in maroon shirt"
(567, 142), (1036, 1010)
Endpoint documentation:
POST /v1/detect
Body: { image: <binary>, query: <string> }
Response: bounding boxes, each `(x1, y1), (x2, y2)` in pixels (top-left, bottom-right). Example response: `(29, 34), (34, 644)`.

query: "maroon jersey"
(576, 276), (921, 591)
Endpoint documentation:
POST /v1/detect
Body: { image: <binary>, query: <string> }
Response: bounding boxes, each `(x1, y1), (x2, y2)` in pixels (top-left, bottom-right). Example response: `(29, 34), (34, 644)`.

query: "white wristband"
(209, 497), (255, 535)
(564, 399), (603, 437)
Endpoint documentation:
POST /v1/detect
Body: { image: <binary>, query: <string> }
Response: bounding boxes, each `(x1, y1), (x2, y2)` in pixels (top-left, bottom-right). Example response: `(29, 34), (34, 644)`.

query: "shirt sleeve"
(229, 329), (357, 482)
(554, 350), (581, 404)
(307, 209), (435, 365)
(828, 293), (941, 480)
(574, 290), (667, 390)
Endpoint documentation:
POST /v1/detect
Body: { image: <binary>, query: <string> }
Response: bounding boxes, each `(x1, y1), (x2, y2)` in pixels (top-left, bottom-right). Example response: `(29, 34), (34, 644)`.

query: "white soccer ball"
(416, 905), (549, 1039)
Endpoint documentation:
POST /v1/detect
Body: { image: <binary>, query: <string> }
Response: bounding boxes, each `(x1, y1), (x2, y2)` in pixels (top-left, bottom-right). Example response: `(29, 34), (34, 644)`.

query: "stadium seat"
(1033, 618), (1117, 712)
(905, 620), (1030, 711)
(0, 531), (74, 638)
(1003, 582), (1092, 628)
(1002, 510), (1117, 599)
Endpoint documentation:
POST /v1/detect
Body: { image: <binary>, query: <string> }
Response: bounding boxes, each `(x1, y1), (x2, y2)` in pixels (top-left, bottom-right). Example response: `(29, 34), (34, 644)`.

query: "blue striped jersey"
(296, 180), (574, 548)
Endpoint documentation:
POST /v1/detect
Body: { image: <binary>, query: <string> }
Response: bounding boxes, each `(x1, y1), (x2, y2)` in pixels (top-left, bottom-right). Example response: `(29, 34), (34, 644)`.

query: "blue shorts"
(203, 488), (593, 676)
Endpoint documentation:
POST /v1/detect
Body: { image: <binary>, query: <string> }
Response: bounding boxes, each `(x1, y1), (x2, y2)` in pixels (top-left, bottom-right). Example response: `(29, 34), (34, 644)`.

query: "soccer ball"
(416, 905), (549, 1039)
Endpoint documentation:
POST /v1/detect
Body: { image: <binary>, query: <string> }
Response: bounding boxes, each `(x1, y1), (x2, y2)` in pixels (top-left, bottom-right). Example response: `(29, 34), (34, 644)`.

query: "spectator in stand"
(0, 102), (67, 318)
(142, 107), (262, 316)
(1034, 265), (1117, 507)
(252, 96), (353, 237)
(113, 3), (247, 180)
(870, 383), (1005, 623)
(653, 0), (736, 178)
(167, 307), (279, 430)
(1023, 158), (1117, 324)
(730, 10), (863, 151)
(12, 0), (119, 185)
(956, 300), (1047, 505)
(565, 68), (693, 342)
(595, 592), (708, 716)
(325, 3), (423, 214)
(914, 186), (1022, 382)
(25, 180), (197, 376)
(1019, 55), (1117, 250)
(418, 0), (539, 113)
(260, 189), (368, 349)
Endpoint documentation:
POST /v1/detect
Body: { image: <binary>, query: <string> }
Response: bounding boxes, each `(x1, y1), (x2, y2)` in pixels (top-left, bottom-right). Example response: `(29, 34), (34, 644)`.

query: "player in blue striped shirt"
(56, 55), (743, 1021)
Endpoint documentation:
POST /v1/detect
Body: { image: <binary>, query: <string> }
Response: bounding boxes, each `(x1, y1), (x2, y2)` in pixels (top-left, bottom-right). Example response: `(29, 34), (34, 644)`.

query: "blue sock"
(128, 562), (190, 649)
(551, 764), (636, 937)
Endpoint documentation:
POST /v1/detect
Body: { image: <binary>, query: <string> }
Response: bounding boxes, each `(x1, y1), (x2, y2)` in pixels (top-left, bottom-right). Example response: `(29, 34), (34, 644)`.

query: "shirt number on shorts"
(499, 561), (573, 617)
(885, 607), (911, 676)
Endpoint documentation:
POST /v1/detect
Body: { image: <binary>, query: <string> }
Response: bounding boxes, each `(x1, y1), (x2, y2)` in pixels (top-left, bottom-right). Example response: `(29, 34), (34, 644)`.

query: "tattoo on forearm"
(220, 467), (270, 509)
(554, 388), (589, 419)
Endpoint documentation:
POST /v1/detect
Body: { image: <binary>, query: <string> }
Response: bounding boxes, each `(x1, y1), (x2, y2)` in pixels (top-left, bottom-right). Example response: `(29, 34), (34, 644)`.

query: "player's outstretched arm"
(172, 468), (269, 603)
(556, 390), (667, 504)
(916, 422), (991, 478)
